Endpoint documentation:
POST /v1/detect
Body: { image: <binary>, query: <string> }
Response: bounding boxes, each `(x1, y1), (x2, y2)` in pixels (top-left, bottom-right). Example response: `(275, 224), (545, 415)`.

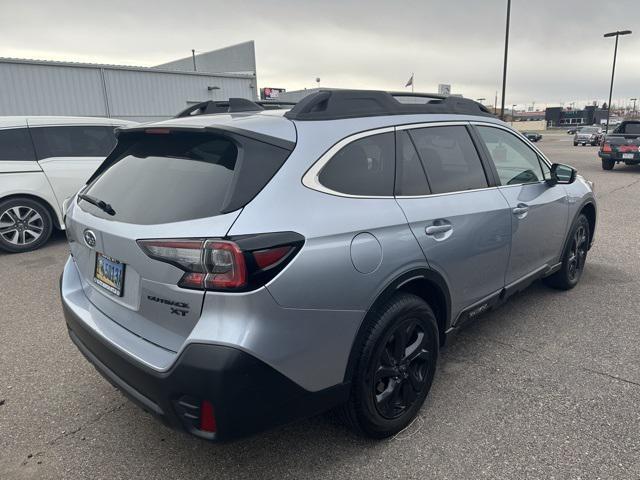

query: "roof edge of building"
(0, 57), (255, 79)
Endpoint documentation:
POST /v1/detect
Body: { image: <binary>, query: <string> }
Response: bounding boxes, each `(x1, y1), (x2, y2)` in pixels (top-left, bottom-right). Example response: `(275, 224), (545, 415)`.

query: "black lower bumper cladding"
(62, 301), (349, 441)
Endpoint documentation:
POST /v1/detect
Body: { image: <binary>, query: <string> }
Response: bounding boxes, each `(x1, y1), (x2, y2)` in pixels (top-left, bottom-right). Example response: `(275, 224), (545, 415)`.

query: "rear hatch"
(602, 135), (640, 159)
(65, 127), (294, 352)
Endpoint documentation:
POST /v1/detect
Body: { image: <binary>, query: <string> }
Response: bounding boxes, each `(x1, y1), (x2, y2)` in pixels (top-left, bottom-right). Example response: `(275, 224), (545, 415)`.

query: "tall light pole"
(631, 98), (638, 117)
(500, 0), (512, 120)
(512, 104), (517, 120)
(603, 30), (632, 132)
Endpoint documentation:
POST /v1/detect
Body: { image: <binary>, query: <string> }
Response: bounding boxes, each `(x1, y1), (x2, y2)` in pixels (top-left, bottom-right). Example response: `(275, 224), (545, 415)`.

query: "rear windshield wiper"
(78, 193), (116, 216)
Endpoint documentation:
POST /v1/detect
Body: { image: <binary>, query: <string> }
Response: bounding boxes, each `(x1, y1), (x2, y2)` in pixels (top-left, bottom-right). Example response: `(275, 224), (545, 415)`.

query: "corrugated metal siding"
(0, 60), (255, 121)
(0, 63), (107, 116)
(104, 69), (254, 118)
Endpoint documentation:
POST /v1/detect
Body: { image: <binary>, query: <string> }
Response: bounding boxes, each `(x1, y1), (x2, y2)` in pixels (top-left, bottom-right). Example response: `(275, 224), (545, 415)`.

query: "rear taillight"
(602, 143), (612, 153)
(137, 232), (303, 292)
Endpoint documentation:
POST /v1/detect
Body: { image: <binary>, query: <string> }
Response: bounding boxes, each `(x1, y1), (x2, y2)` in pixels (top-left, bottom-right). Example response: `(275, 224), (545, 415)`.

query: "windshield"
(581, 127), (598, 133)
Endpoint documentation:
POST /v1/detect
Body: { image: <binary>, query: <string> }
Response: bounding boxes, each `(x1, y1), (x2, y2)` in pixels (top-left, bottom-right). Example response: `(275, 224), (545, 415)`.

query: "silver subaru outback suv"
(60, 91), (597, 441)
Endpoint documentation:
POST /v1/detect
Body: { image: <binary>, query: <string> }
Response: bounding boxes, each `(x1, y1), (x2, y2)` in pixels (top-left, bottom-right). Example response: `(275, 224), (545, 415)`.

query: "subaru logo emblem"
(83, 229), (97, 248)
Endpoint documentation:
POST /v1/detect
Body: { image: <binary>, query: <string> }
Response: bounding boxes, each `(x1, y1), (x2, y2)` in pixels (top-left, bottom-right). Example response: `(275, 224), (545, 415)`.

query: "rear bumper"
(60, 271), (350, 441)
(599, 152), (640, 163)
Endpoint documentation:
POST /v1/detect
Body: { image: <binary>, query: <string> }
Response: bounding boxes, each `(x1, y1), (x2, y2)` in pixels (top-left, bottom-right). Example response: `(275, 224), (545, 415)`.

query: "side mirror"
(547, 163), (577, 186)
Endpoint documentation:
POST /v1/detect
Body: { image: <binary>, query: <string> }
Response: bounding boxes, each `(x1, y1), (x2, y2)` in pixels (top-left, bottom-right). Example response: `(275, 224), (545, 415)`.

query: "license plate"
(623, 153), (635, 159)
(94, 253), (125, 296)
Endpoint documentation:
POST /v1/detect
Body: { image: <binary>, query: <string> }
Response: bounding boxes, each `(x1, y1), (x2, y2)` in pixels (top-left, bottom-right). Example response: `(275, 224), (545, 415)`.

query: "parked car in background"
(599, 120), (640, 170)
(573, 126), (603, 146)
(567, 127), (583, 135)
(60, 91), (597, 442)
(522, 131), (542, 142)
(0, 116), (132, 252)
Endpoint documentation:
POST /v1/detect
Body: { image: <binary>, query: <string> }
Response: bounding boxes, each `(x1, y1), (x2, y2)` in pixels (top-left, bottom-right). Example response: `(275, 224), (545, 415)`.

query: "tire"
(339, 292), (439, 438)
(602, 159), (615, 170)
(543, 214), (590, 290)
(0, 197), (53, 253)
(573, 142), (578, 146)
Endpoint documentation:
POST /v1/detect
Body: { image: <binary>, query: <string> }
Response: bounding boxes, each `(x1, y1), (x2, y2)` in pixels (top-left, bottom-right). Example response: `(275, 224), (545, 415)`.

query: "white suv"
(0, 116), (133, 253)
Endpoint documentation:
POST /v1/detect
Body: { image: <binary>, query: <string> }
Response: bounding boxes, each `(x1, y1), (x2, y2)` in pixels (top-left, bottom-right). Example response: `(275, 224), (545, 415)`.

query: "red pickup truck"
(599, 120), (640, 170)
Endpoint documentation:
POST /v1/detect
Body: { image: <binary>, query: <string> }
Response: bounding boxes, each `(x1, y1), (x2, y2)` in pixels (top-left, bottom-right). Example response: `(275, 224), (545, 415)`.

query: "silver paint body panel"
(60, 110), (597, 392)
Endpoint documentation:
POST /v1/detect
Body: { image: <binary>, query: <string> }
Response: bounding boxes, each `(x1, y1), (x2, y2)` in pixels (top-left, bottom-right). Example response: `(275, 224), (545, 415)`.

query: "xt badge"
(147, 295), (190, 317)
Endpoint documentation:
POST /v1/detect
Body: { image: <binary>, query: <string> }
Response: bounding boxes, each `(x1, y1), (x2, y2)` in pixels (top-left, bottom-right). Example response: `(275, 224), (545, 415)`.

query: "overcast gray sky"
(2, 0), (639, 109)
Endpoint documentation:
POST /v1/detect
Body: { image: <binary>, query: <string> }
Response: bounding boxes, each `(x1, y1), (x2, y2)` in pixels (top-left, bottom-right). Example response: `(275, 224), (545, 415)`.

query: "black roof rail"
(283, 89), (494, 121)
(175, 98), (266, 118)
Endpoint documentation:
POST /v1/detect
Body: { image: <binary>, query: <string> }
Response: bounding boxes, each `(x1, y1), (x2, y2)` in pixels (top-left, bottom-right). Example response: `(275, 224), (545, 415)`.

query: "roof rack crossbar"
(175, 98), (269, 118)
(283, 89), (493, 121)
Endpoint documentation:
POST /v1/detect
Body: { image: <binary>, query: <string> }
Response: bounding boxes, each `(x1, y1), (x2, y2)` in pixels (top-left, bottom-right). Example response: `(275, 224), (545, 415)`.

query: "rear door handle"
(512, 204), (529, 216)
(426, 224), (453, 235)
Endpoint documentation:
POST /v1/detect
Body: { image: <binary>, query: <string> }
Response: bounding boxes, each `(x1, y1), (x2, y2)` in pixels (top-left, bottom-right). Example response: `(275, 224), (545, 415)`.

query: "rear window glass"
(31, 126), (117, 159)
(81, 131), (290, 224)
(0, 128), (36, 161)
(319, 132), (395, 196)
(620, 123), (640, 134)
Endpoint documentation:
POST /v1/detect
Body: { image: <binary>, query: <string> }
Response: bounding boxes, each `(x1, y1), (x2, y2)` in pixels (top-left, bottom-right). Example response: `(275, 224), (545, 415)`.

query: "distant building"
(0, 41), (258, 122)
(545, 106), (608, 127)
(513, 111), (545, 122)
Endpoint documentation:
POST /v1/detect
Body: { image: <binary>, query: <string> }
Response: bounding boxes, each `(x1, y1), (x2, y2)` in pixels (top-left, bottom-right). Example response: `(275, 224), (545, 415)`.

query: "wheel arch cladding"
(580, 202), (596, 247)
(0, 193), (59, 229)
(343, 269), (450, 383)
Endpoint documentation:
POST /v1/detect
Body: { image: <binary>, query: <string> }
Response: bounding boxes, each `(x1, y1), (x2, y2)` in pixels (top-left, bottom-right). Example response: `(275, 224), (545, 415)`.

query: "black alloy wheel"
(339, 292), (439, 438)
(567, 223), (588, 283)
(372, 318), (431, 419)
(543, 214), (590, 290)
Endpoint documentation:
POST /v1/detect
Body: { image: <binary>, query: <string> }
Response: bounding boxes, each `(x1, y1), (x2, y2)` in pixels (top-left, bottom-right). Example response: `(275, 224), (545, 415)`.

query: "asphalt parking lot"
(1, 131), (640, 480)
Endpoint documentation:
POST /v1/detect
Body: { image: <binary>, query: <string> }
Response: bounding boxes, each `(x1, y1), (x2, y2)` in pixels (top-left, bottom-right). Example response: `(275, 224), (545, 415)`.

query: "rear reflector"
(200, 400), (217, 433)
(253, 246), (292, 269)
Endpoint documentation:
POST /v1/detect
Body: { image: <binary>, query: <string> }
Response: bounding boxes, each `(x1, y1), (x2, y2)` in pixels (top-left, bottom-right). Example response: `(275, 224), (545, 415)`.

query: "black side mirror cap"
(547, 163), (577, 186)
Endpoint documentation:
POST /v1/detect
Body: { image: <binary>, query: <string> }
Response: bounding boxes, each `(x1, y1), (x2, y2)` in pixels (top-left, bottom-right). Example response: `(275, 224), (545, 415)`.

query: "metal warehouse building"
(0, 41), (258, 122)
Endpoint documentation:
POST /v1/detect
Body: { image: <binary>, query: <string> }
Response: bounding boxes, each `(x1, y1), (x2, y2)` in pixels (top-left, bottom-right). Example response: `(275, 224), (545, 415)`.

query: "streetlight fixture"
(500, 0), (512, 120)
(477, 97), (486, 105)
(603, 30), (632, 132)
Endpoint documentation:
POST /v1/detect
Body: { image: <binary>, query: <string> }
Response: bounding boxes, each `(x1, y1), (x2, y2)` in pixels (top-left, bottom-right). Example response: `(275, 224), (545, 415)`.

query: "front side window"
(0, 128), (36, 161)
(476, 126), (544, 186)
(318, 132), (395, 196)
(409, 126), (488, 194)
(31, 126), (117, 159)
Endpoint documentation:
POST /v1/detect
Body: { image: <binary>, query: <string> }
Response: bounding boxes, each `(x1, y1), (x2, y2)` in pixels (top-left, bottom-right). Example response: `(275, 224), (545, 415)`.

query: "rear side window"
(318, 132), (395, 196)
(82, 131), (290, 224)
(0, 128), (36, 161)
(476, 126), (544, 185)
(621, 123), (640, 134)
(31, 126), (117, 159)
(395, 130), (430, 196)
(409, 126), (488, 194)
